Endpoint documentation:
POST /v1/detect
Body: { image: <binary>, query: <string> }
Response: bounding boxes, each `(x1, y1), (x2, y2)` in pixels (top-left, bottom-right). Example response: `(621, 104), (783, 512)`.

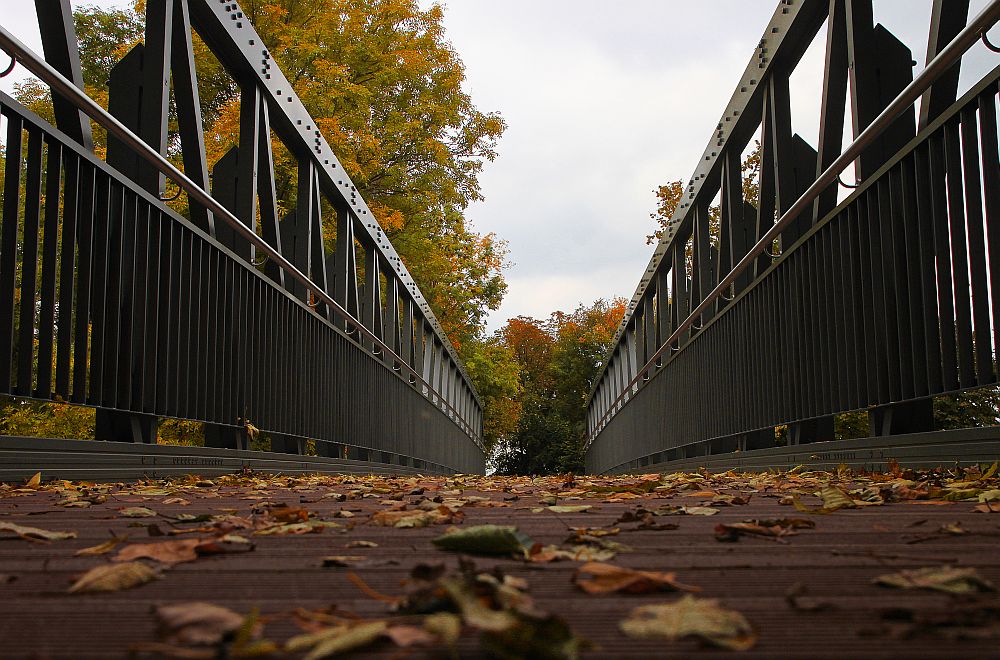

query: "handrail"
(0, 27), (483, 449)
(586, 0), (1000, 445)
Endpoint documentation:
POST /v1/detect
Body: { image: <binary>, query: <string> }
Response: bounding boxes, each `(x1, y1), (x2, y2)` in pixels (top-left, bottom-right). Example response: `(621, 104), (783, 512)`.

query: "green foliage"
(157, 419), (204, 447)
(0, 398), (94, 439)
(463, 338), (521, 452)
(490, 298), (626, 475)
(935, 387), (1000, 430)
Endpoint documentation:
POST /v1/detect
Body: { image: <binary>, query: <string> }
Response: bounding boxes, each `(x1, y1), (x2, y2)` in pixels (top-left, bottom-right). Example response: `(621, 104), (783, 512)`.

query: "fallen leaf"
(792, 485), (857, 514)
(528, 544), (618, 563)
(975, 501), (1000, 514)
(25, 472), (41, 488)
(715, 518), (815, 542)
(321, 556), (366, 568)
(680, 506), (719, 516)
(0, 521), (76, 542)
(116, 538), (202, 565)
(254, 520), (340, 535)
(875, 566), (996, 594)
(286, 621), (387, 660)
(113, 535), (252, 565)
(120, 507), (158, 518)
(481, 612), (589, 660)
(546, 505), (592, 514)
(432, 525), (533, 556)
(346, 540), (378, 548)
(383, 624), (435, 647)
(574, 562), (699, 594)
(69, 562), (159, 593)
(620, 595), (757, 650)
(939, 522), (969, 536)
(371, 506), (461, 528)
(423, 612), (462, 645)
(75, 535), (129, 556)
(156, 602), (246, 646)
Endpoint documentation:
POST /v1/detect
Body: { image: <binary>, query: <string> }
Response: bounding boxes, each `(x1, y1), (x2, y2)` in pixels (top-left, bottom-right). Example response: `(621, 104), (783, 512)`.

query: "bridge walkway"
(1, 470), (998, 657)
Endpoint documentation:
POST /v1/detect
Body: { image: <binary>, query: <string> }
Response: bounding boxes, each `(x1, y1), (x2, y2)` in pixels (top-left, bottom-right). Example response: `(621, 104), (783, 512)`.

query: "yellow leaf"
(68, 562), (158, 593)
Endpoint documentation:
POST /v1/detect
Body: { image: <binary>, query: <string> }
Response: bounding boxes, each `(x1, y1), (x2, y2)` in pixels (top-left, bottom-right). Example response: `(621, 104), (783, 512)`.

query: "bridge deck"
(2, 469), (999, 658)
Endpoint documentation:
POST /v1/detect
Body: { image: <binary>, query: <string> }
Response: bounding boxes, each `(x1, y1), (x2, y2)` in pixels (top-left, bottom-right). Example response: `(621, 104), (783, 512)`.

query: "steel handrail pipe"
(0, 26), (482, 449)
(586, 0), (1000, 444)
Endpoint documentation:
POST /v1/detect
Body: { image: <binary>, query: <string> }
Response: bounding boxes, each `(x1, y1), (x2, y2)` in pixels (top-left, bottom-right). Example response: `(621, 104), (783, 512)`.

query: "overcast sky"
(3, 1), (997, 332)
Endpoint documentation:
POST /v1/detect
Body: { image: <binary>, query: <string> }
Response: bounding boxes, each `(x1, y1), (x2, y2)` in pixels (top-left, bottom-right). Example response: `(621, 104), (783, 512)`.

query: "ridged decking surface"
(2, 469), (1000, 658)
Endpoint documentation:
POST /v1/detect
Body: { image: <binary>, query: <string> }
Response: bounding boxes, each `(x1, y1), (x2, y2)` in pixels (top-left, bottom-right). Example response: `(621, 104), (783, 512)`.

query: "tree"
(490, 298), (626, 475)
(462, 337), (521, 452)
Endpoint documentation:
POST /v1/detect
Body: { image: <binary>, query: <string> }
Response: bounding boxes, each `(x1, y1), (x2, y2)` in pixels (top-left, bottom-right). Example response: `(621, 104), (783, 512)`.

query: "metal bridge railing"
(0, 0), (484, 474)
(586, 0), (1000, 474)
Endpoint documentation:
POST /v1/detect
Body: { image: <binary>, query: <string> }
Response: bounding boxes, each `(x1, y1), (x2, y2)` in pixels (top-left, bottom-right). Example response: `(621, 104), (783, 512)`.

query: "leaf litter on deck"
(4, 463), (1000, 656)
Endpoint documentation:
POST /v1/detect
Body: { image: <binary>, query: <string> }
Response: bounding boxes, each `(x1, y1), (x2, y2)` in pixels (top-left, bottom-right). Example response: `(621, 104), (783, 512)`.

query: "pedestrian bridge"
(0, 0), (999, 479)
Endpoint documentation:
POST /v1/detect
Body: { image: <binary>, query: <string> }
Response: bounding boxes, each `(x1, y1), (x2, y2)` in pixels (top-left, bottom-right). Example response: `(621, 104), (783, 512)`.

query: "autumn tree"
(491, 298), (626, 475)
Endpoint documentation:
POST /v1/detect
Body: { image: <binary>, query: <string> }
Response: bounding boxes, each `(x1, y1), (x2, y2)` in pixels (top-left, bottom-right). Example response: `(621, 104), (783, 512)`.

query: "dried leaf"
(254, 520), (340, 535)
(25, 472), (41, 488)
(0, 521), (76, 542)
(384, 624), (435, 647)
(574, 562), (699, 594)
(432, 525), (533, 556)
(156, 602), (246, 646)
(620, 595), (757, 650)
(423, 612), (462, 645)
(680, 506), (719, 516)
(121, 507), (158, 518)
(875, 566), (996, 594)
(345, 540), (378, 548)
(481, 612), (588, 660)
(546, 505), (592, 513)
(321, 555), (365, 568)
(116, 538), (202, 565)
(286, 621), (387, 660)
(715, 518), (815, 542)
(370, 506), (461, 528)
(792, 485), (857, 514)
(69, 562), (159, 593)
(75, 535), (128, 556)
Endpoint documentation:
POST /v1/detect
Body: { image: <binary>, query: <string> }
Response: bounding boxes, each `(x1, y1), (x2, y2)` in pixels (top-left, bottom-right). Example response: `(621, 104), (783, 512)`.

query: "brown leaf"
(120, 506), (158, 518)
(384, 624), (435, 647)
(285, 621), (388, 660)
(321, 556), (366, 568)
(620, 595), (757, 650)
(574, 562), (699, 595)
(156, 602), (247, 646)
(875, 566), (996, 594)
(715, 518), (815, 542)
(0, 521), (76, 542)
(75, 535), (129, 556)
(116, 538), (201, 565)
(69, 562), (159, 593)
(25, 472), (41, 488)
(345, 540), (378, 548)
(371, 505), (462, 528)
